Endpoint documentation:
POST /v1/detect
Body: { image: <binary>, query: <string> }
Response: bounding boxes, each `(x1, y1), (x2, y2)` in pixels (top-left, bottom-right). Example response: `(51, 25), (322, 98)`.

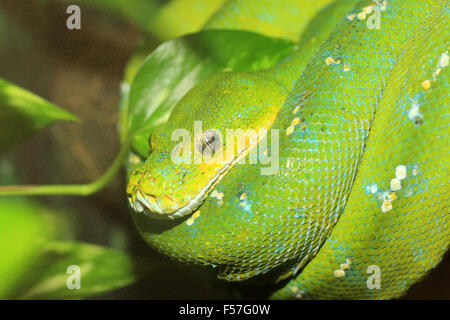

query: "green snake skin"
(127, 0), (449, 299)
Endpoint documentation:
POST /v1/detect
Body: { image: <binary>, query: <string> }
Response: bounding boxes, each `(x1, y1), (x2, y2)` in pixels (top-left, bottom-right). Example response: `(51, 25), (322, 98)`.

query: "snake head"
(127, 153), (226, 220)
(127, 72), (286, 220)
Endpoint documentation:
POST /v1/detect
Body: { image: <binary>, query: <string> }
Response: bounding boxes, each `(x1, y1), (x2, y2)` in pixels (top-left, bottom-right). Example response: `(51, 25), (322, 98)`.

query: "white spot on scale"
(390, 178), (402, 191)
(334, 269), (345, 278)
(422, 80), (431, 90)
(186, 210), (201, 226)
(286, 126), (294, 136)
(395, 165), (407, 180)
(412, 164), (420, 176)
(340, 263), (350, 270)
(357, 12), (366, 20)
(381, 200), (392, 212)
(325, 57), (336, 65)
(439, 52), (449, 68)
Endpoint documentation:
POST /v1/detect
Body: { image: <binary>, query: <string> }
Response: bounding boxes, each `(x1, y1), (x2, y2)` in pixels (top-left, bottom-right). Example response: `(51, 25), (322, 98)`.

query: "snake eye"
(196, 129), (221, 157)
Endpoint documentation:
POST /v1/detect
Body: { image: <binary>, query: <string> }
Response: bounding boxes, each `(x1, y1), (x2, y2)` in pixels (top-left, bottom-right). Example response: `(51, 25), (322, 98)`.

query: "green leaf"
(0, 199), (49, 298)
(0, 198), (72, 298)
(0, 78), (79, 154)
(118, 40), (160, 144)
(126, 29), (295, 156)
(17, 241), (151, 299)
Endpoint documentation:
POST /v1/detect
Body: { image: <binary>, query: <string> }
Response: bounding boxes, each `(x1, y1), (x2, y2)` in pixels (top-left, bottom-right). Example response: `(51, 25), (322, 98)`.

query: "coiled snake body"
(126, 0), (449, 299)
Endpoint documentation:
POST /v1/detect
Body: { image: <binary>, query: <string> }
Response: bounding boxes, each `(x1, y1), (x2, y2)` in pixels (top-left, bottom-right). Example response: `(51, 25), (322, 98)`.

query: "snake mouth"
(128, 130), (265, 220)
(138, 161), (233, 220)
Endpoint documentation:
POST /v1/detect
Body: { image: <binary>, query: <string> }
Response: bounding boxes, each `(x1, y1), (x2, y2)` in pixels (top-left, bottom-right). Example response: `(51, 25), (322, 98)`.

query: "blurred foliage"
(17, 241), (152, 299)
(0, 199), (151, 299)
(203, 0), (334, 42)
(0, 199), (59, 298)
(0, 78), (79, 155)
(149, 0), (226, 40)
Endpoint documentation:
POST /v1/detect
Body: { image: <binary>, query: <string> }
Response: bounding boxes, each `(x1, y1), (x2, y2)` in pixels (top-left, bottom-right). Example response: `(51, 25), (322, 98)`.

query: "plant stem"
(0, 139), (132, 197)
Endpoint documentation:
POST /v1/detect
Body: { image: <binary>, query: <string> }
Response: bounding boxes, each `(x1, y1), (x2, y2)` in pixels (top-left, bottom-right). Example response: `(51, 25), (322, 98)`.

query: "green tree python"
(126, 0), (449, 299)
